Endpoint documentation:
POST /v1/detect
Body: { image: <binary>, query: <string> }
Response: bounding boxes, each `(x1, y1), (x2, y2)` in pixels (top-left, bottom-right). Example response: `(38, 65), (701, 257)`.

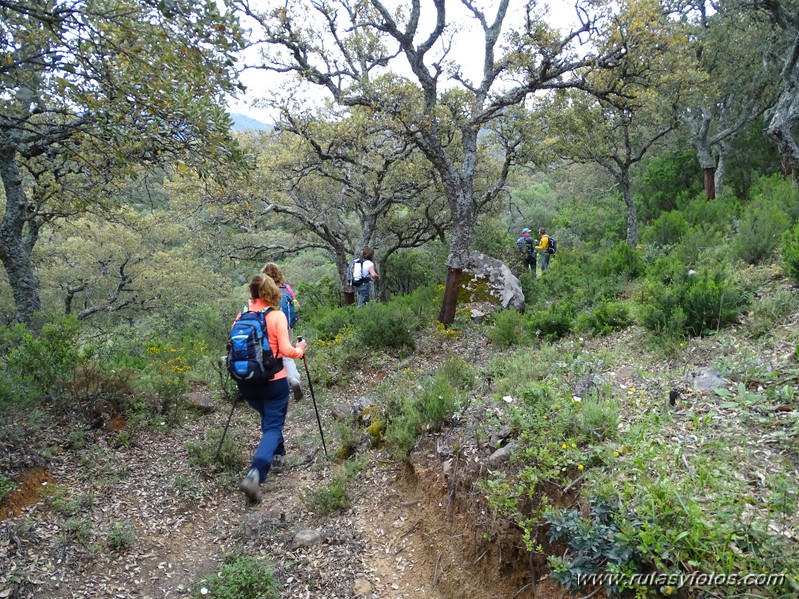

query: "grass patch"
(193, 554), (280, 599)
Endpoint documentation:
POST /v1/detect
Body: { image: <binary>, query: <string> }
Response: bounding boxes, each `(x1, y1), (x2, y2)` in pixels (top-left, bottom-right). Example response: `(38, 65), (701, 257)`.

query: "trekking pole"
(298, 337), (328, 459)
(215, 390), (240, 462)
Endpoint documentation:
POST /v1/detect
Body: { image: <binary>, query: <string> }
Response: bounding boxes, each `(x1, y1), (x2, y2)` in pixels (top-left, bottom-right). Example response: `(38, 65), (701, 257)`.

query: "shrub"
(640, 268), (749, 337)
(354, 304), (419, 353)
(672, 227), (726, 266)
(383, 373), (461, 459)
(599, 242), (644, 279)
(439, 357), (478, 391)
(731, 202), (790, 264)
(301, 476), (351, 515)
(546, 501), (643, 594)
(107, 521), (136, 550)
(0, 473), (16, 503)
(639, 150), (702, 219)
(642, 210), (690, 247)
(1, 315), (84, 408)
(300, 457), (365, 515)
(313, 306), (356, 342)
(574, 301), (631, 337)
(384, 244), (448, 298)
(679, 194), (740, 233)
(747, 289), (799, 338)
(571, 390), (619, 442)
(527, 302), (574, 342)
(781, 225), (799, 284)
(487, 309), (527, 346)
(186, 428), (246, 475)
(193, 554), (279, 599)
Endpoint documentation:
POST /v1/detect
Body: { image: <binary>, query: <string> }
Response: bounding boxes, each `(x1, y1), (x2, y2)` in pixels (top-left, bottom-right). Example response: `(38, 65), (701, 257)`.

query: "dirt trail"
(1, 327), (550, 598)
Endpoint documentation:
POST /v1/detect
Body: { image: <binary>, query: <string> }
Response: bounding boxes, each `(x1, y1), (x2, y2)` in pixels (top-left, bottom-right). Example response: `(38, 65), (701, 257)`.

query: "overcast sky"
(227, 1), (583, 123)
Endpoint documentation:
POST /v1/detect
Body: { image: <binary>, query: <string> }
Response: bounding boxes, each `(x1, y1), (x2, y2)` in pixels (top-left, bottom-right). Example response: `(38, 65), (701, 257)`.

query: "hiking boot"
(239, 468), (261, 504)
(290, 378), (304, 401)
(271, 454), (286, 472)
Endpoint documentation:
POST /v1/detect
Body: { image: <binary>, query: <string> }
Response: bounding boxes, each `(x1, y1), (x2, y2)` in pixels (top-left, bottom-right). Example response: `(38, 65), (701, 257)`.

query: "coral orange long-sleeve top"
(235, 298), (305, 381)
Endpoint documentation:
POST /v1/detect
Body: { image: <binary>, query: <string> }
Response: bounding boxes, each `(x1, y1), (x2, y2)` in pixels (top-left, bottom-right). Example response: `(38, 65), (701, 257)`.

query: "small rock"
(185, 392), (216, 413)
(292, 529), (322, 549)
(488, 441), (518, 466)
(331, 405), (351, 421)
(353, 579), (372, 596)
(352, 396), (375, 414)
(688, 368), (729, 391)
(488, 426), (511, 449)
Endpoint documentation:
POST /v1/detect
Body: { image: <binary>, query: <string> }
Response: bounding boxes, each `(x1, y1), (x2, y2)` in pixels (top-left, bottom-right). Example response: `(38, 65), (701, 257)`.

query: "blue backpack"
(279, 286), (297, 329)
(226, 307), (282, 382)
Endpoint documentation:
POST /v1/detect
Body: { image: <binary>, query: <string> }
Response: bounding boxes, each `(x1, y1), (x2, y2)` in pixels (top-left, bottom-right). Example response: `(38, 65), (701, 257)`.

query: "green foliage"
(640, 268), (749, 337)
(61, 517), (93, 546)
(546, 501), (643, 594)
(554, 191), (627, 246)
(724, 120), (783, 199)
(747, 289), (799, 338)
(300, 457), (366, 515)
(313, 307), (356, 342)
(301, 475), (352, 515)
(487, 309), (527, 346)
(678, 194), (740, 233)
(472, 216), (517, 260)
(294, 274), (341, 312)
(642, 210), (690, 247)
(0, 316), (84, 408)
(571, 390), (619, 441)
(354, 304), (419, 353)
(639, 150), (702, 220)
(0, 473), (16, 503)
(352, 285), (437, 353)
(383, 373), (462, 459)
(731, 202), (790, 265)
(107, 521), (136, 550)
(526, 302), (574, 342)
(193, 554), (280, 599)
(671, 226), (727, 266)
(598, 242), (644, 279)
(384, 246), (447, 297)
(574, 301), (631, 337)
(185, 427), (246, 475)
(781, 224), (799, 284)
(439, 356), (478, 391)
(748, 173), (799, 220)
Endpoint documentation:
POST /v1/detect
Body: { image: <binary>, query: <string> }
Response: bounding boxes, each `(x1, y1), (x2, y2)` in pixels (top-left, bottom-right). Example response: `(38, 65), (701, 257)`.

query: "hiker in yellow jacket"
(536, 227), (551, 272)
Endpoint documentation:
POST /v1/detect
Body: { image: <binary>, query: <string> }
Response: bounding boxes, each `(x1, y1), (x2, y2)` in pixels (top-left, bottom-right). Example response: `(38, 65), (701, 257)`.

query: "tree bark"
(438, 267), (463, 325)
(0, 148), (42, 326)
(714, 146), (727, 198)
(621, 172), (638, 246)
(703, 167), (716, 200)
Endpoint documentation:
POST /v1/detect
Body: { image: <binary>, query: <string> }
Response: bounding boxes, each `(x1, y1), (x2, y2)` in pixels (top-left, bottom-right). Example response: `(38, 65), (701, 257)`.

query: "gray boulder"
(465, 251), (525, 310)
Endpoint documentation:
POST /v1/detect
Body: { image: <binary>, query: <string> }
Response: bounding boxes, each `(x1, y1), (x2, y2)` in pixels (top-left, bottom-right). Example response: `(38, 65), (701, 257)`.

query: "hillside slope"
(1, 273), (798, 598)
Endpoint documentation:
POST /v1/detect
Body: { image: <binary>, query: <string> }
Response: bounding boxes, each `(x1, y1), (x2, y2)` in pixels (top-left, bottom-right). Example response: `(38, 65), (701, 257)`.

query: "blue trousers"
(355, 283), (371, 307)
(540, 251), (550, 271)
(241, 378), (290, 482)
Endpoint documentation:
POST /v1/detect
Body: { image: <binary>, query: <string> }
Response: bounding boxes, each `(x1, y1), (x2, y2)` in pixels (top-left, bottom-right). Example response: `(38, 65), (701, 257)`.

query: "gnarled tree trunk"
(0, 148), (42, 326)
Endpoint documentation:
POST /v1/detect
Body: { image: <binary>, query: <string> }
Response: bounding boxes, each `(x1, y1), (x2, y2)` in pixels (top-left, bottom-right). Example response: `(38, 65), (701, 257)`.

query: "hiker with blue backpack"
(516, 228), (536, 275)
(230, 273), (307, 503)
(260, 262), (303, 402)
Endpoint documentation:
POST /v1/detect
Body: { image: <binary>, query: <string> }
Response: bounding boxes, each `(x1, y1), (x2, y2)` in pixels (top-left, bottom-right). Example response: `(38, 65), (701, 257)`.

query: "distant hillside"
(230, 112), (273, 132)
